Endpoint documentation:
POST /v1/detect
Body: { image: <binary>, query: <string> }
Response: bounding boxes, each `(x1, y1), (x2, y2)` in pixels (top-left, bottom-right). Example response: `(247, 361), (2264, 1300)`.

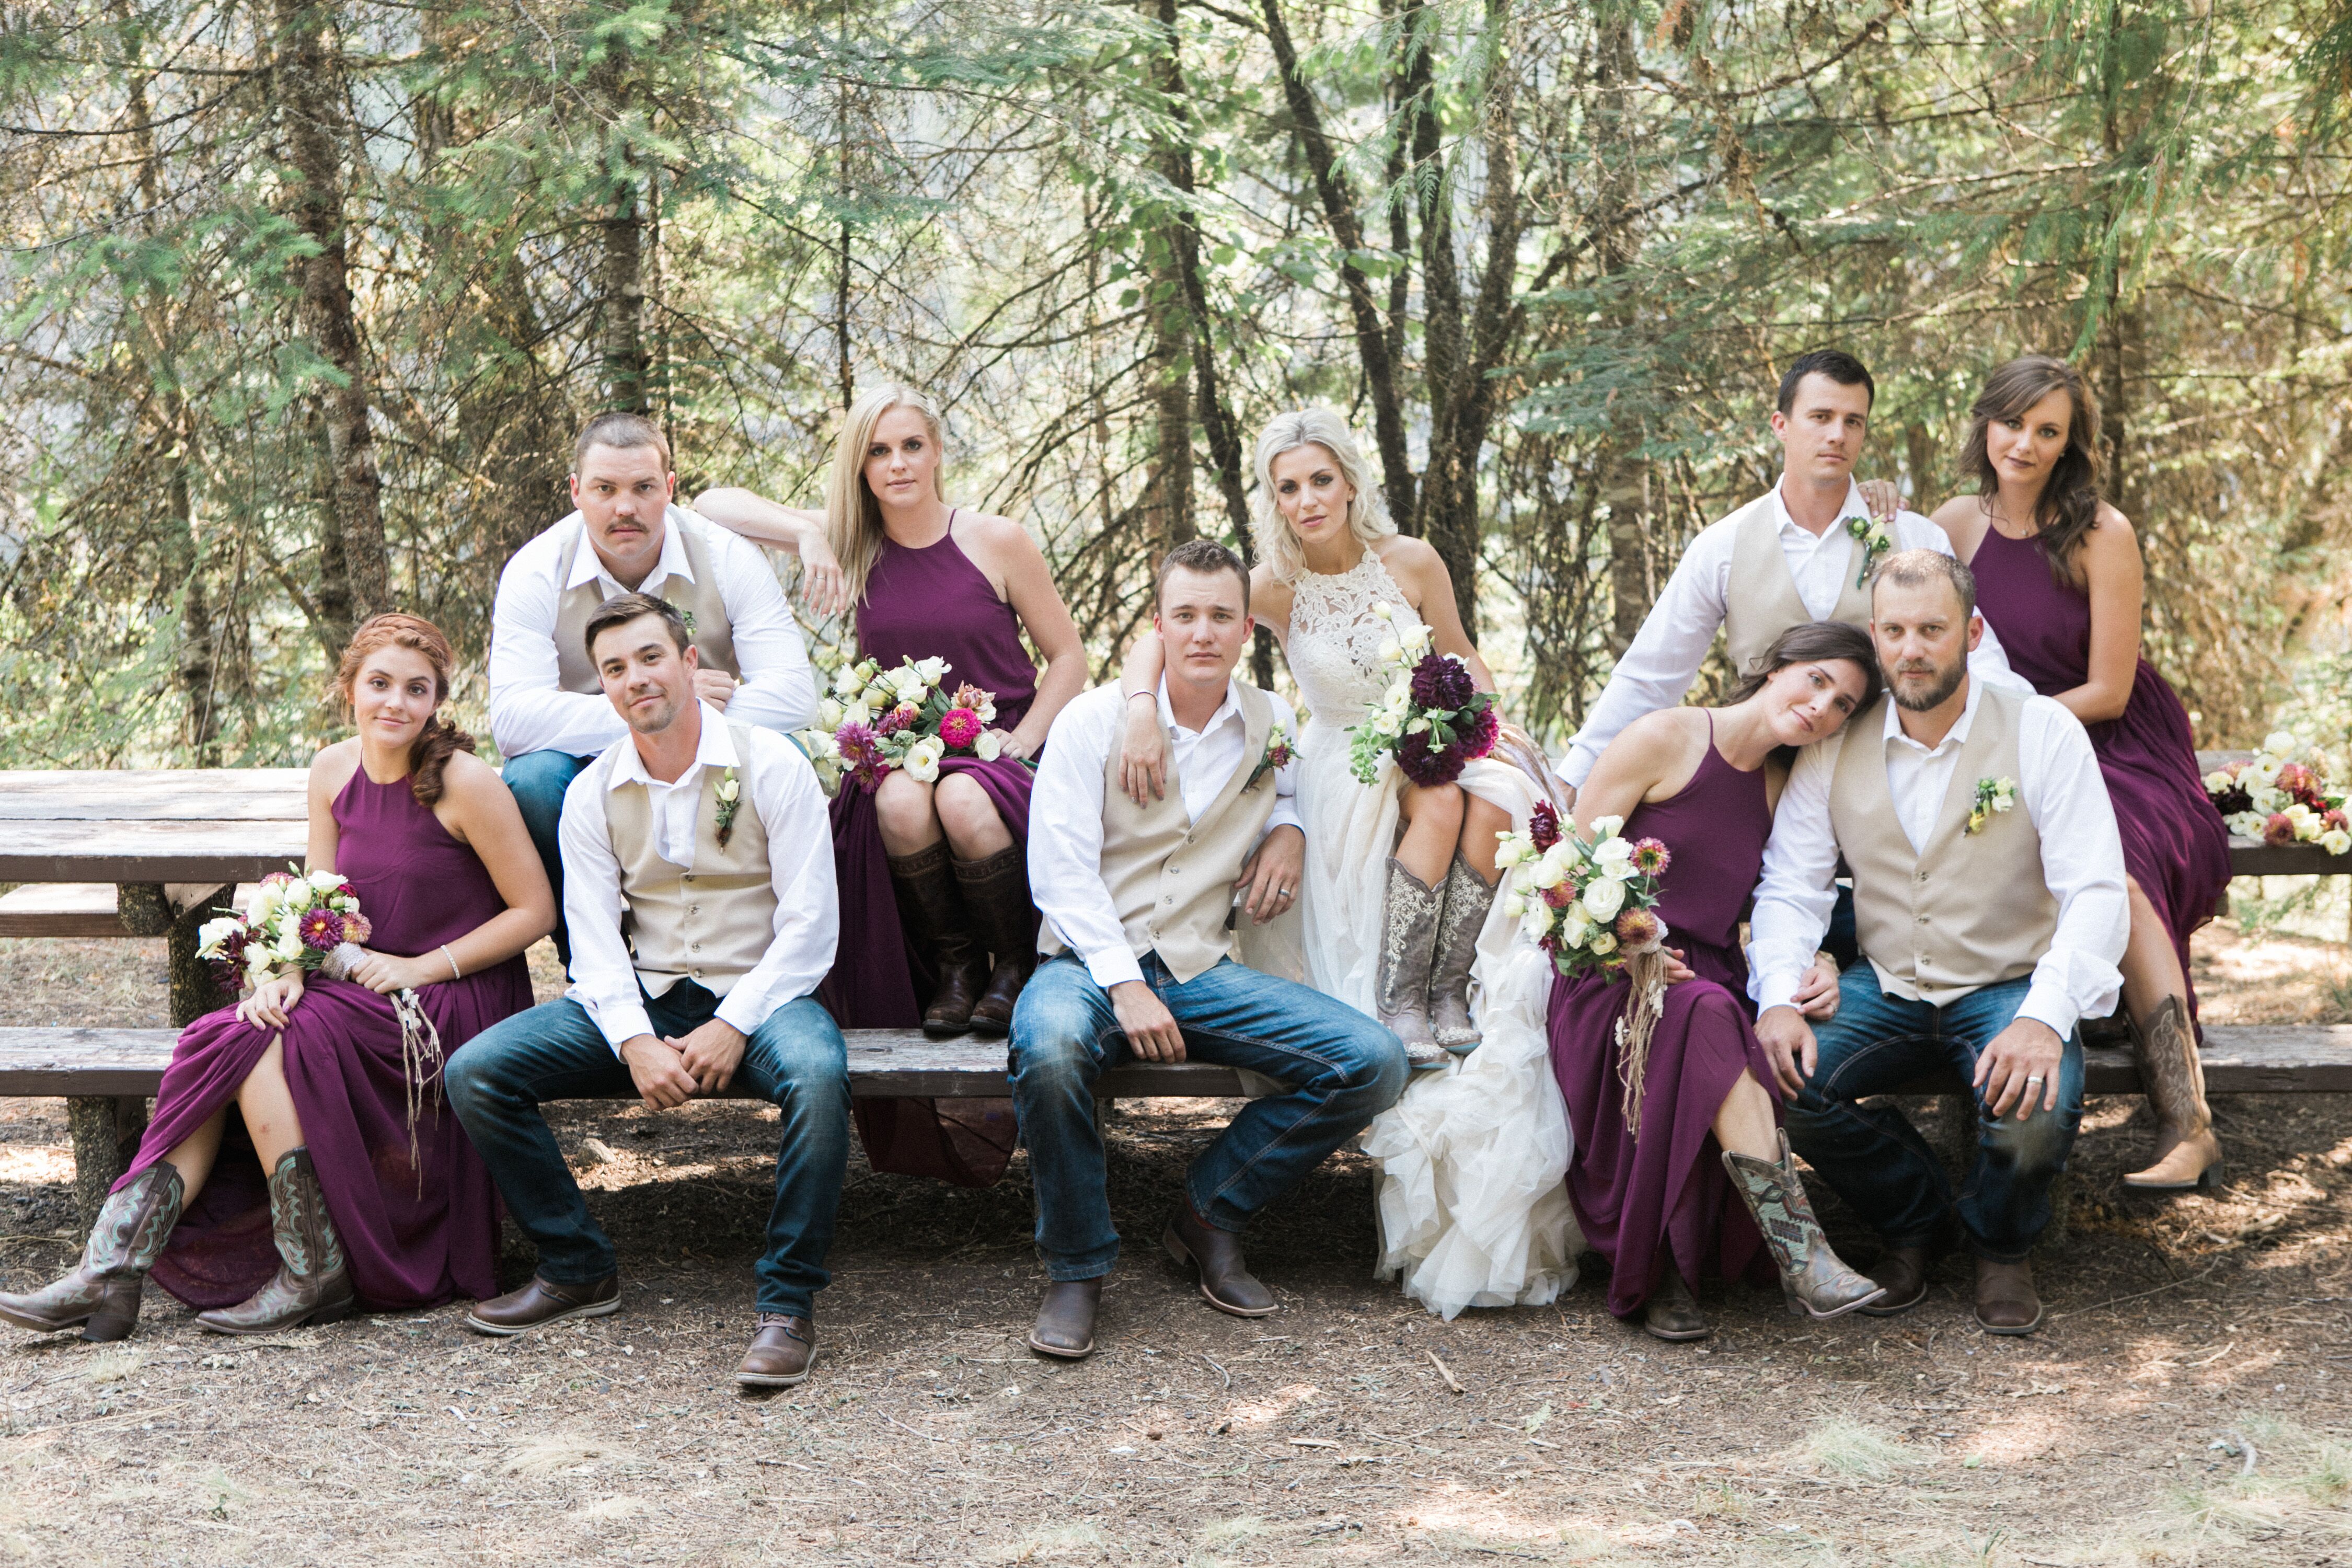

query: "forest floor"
(1, 924), (2349, 1565)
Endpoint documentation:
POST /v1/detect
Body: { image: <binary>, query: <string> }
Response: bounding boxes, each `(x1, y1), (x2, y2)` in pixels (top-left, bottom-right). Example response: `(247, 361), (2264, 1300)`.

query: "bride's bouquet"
(797, 654), (1006, 796)
(196, 870), (374, 994)
(1345, 603), (1498, 786)
(1495, 804), (1676, 1134)
(2205, 732), (2350, 855)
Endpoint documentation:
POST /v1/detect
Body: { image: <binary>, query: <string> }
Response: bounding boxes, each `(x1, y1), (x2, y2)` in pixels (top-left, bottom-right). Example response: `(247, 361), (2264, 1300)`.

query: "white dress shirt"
(488, 506), (817, 758)
(1746, 681), (2128, 1039)
(1561, 479), (2027, 787)
(1029, 679), (1303, 990)
(558, 705), (838, 1053)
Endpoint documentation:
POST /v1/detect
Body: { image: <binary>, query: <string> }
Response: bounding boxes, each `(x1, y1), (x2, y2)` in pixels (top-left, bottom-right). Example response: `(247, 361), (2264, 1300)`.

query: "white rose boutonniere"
(713, 766), (744, 848)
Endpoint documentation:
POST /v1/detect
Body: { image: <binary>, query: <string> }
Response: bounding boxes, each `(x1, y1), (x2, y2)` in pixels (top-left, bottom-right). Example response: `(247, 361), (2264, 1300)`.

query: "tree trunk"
(1593, 7), (1653, 652)
(273, 0), (390, 621)
(597, 54), (650, 414)
(1145, 0), (1195, 558)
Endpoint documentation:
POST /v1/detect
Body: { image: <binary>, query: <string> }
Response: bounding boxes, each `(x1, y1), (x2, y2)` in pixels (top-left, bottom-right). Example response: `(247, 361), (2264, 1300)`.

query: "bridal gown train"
(1278, 552), (1581, 1319)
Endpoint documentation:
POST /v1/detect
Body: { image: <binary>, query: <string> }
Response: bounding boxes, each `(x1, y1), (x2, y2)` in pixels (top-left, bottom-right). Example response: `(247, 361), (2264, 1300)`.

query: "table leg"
(65, 1097), (149, 1233)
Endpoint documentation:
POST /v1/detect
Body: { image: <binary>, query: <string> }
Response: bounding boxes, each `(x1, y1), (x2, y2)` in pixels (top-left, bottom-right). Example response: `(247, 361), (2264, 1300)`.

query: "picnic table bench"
(2, 764), (2348, 1227)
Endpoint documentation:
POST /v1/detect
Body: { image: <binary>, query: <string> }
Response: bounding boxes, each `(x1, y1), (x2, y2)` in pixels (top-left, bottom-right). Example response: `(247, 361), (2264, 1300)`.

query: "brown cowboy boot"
(1642, 1265), (1710, 1342)
(197, 1148), (355, 1335)
(0, 1163), (182, 1342)
(954, 845), (1035, 1037)
(2122, 997), (2223, 1191)
(1376, 859), (1445, 1067)
(888, 841), (987, 1036)
(1428, 855), (1497, 1053)
(1722, 1131), (1886, 1320)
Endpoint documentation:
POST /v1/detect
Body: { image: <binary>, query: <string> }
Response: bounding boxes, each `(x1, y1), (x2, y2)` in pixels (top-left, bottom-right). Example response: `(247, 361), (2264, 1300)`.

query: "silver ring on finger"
(2025, 1074), (2045, 1085)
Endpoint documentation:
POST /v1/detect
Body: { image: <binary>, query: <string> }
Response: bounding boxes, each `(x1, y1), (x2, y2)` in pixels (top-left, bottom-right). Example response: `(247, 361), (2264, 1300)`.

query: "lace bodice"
(1287, 551), (1416, 726)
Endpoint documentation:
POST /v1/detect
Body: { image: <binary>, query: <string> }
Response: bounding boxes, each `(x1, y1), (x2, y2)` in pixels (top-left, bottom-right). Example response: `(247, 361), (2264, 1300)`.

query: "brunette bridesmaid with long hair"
(0, 615), (551, 1340)
(695, 385), (1086, 1185)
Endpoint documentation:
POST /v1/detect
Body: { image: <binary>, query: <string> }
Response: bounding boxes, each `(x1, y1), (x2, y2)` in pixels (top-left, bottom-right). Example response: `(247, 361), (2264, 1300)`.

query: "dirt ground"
(2, 925), (2349, 1566)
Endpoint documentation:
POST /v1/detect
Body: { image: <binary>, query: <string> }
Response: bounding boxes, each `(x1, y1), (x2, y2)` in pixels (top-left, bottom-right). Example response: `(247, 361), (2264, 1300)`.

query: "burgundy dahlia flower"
(1409, 652), (1477, 713)
(1460, 702), (1500, 760)
(1528, 801), (1562, 853)
(297, 907), (345, 951)
(1394, 728), (1467, 787)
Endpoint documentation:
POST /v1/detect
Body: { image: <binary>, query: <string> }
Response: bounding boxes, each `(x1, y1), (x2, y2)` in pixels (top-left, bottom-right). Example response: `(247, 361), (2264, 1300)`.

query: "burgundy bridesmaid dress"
(821, 518), (1038, 1186)
(1546, 722), (1781, 1320)
(1969, 524), (2229, 1017)
(123, 767), (533, 1311)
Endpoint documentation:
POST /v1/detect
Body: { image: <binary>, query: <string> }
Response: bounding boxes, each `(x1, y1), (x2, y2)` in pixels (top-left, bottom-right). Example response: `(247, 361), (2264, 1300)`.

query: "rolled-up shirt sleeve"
(2014, 701), (2128, 1039)
(1746, 735), (1844, 1015)
(557, 755), (655, 1054)
(712, 731), (839, 1036)
(1026, 690), (1145, 991)
(704, 520), (818, 734)
(1262, 693), (1303, 840)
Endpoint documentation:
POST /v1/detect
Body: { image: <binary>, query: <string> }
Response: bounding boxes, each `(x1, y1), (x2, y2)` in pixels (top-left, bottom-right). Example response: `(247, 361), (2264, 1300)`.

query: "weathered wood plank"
(0, 769), (308, 820)
(0, 821), (308, 884)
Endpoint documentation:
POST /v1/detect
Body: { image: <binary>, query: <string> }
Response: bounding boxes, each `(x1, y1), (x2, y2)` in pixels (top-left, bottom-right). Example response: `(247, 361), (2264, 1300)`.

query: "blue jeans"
(446, 984), (850, 1317)
(1008, 953), (1409, 1282)
(1782, 965), (2084, 1263)
(502, 750), (591, 964)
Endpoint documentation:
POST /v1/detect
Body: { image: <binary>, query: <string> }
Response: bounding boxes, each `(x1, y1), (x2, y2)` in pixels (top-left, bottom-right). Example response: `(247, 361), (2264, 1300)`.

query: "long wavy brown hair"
(333, 614), (477, 807)
(1959, 355), (2104, 586)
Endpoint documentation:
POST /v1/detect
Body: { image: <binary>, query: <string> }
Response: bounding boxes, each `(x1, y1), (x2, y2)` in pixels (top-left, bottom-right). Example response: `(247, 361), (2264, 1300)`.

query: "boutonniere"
(1965, 775), (2017, 836)
(1246, 724), (1294, 792)
(1846, 513), (1896, 588)
(712, 766), (742, 847)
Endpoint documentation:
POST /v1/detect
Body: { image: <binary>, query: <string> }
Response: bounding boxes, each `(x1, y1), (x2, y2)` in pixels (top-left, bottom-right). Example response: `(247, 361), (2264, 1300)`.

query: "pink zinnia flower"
(297, 907), (344, 951)
(939, 707), (983, 750)
(1630, 838), (1670, 876)
(2265, 812), (2298, 847)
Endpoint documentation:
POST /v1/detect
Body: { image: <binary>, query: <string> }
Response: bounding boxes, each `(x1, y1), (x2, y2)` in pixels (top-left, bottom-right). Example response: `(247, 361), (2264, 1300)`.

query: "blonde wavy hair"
(1251, 408), (1396, 583)
(826, 384), (951, 606)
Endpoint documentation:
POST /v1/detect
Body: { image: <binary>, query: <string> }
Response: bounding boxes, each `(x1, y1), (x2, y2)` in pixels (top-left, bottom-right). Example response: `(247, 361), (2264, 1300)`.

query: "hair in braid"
(333, 614), (477, 807)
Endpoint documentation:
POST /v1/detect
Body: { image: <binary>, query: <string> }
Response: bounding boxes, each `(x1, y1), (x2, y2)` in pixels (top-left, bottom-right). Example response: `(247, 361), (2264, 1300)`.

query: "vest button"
(691, 942), (701, 952)
(1163, 895), (1175, 905)
(1916, 914), (1929, 924)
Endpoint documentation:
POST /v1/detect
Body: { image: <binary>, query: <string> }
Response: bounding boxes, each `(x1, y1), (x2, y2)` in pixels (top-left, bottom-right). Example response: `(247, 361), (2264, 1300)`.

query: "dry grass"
(1, 926), (2350, 1563)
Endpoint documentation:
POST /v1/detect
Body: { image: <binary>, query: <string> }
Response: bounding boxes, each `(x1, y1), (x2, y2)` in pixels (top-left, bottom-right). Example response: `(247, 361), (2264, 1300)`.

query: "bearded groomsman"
(1561, 350), (2027, 797)
(489, 413), (817, 957)
(451, 593), (847, 1389)
(1748, 550), (2128, 1338)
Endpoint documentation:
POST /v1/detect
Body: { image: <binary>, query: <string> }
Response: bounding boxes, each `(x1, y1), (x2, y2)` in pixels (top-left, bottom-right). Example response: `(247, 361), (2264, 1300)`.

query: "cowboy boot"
(2122, 996), (2223, 1191)
(0, 1163), (182, 1342)
(1722, 1131), (1886, 1320)
(1642, 1265), (1710, 1342)
(1376, 859), (1445, 1066)
(197, 1147), (355, 1335)
(1428, 855), (1497, 1054)
(954, 845), (1035, 1038)
(889, 841), (988, 1036)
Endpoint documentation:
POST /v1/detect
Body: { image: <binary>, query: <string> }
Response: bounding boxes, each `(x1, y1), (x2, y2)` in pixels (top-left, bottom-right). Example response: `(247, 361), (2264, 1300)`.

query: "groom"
(449, 592), (848, 1389)
(1748, 550), (2127, 1336)
(1012, 538), (1408, 1360)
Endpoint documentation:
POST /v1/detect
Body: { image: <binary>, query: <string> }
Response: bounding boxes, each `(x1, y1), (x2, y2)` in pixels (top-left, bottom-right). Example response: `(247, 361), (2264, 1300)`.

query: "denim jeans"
(446, 983), (850, 1317)
(1008, 953), (1408, 1282)
(502, 750), (591, 963)
(1782, 964), (2084, 1262)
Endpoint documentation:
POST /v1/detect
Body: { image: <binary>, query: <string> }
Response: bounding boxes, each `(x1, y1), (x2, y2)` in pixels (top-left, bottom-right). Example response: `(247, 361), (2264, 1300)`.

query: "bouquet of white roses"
(1344, 603), (1498, 787)
(795, 653), (1007, 797)
(2204, 731), (2350, 855)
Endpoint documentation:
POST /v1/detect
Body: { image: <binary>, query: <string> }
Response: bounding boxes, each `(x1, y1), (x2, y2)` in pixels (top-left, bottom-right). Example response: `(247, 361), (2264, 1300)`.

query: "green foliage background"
(3, 0), (2348, 766)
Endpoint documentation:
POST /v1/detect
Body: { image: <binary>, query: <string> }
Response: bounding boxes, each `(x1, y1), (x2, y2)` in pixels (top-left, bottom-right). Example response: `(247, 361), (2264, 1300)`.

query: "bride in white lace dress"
(1116, 408), (1579, 1318)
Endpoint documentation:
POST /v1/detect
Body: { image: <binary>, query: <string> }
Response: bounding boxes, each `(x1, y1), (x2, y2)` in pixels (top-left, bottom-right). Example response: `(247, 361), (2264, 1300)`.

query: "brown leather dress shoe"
(1973, 1258), (2044, 1335)
(1641, 1266), (1710, 1342)
(464, 1273), (620, 1336)
(1860, 1245), (1932, 1317)
(737, 1315), (817, 1388)
(1025, 1279), (1102, 1359)
(1161, 1205), (1277, 1317)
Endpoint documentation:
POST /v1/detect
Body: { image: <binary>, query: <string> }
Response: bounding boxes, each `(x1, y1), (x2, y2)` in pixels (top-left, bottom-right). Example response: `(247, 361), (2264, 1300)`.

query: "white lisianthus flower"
(2265, 730), (2297, 756)
(975, 698), (997, 723)
(1386, 684), (1412, 715)
(246, 887), (279, 927)
(974, 731), (1004, 762)
(2227, 810), (2265, 837)
(1590, 815), (1625, 839)
(832, 664), (864, 698)
(917, 656), (951, 686)
(903, 736), (945, 783)
(1492, 838), (1529, 870)
(1579, 875), (1627, 923)
(1400, 622), (1433, 655)
(1502, 894), (1527, 919)
(1558, 904), (1593, 946)
(1372, 601), (1394, 622)
(818, 698), (844, 729)
(196, 916), (243, 955)
(1373, 713), (1402, 738)
(1405, 717), (1430, 736)
(2323, 829), (2351, 856)
(1530, 855), (1568, 891)
(308, 869), (344, 893)
(1377, 635), (1401, 663)
(1588, 930), (1619, 956)
(1592, 836), (1636, 880)
(2251, 756), (2283, 787)
(799, 728), (839, 760)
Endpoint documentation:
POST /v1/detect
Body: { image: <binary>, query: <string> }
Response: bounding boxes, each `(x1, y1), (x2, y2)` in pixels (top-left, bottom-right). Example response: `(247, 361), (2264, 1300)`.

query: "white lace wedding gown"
(1282, 554), (1581, 1319)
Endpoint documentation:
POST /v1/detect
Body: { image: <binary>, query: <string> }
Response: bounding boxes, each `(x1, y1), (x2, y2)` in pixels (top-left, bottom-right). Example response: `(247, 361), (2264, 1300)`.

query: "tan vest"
(1828, 686), (2057, 1006)
(1046, 685), (1282, 984)
(551, 510), (741, 695)
(1722, 501), (1875, 679)
(601, 724), (776, 999)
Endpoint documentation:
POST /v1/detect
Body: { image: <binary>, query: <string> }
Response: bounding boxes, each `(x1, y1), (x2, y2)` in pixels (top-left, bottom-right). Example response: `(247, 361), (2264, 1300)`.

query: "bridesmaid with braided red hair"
(0, 615), (553, 1341)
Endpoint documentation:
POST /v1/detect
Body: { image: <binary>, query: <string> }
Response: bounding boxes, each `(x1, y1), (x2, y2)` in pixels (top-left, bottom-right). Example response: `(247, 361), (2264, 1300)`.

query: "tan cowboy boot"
(2122, 997), (2223, 1191)
(1377, 859), (1445, 1066)
(1428, 855), (1497, 1053)
(0, 1163), (182, 1342)
(1722, 1132), (1886, 1320)
(197, 1148), (355, 1334)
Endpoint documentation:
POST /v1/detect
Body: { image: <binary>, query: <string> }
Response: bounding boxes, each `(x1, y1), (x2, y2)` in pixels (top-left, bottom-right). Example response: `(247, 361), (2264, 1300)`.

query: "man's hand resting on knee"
(1975, 1017), (2063, 1121)
(1756, 1006), (1818, 1098)
(621, 1034), (701, 1110)
(1110, 981), (1186, 1064)
(673, 1018), (748, 1095)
